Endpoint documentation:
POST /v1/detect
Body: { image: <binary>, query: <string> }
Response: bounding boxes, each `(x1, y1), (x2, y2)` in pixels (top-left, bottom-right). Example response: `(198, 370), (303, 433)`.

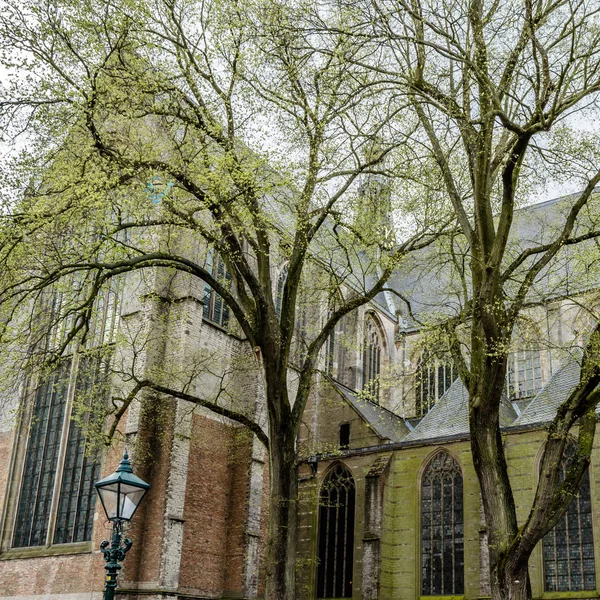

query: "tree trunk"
(471, 408), (535, 600)
(469, 339), (533, 600)
(264, 420), (299, 600)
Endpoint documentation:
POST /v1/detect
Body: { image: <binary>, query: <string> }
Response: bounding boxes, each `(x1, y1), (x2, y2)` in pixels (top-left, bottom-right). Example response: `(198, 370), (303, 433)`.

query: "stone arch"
(316, 462), (356, 598)
(419, 449), (464, 596)
(362, 312), (386, 401)
(538, 439), (596, 591)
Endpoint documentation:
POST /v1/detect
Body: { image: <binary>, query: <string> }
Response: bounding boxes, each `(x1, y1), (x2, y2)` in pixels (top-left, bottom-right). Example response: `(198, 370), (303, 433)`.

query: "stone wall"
(297, 424), (600, 600)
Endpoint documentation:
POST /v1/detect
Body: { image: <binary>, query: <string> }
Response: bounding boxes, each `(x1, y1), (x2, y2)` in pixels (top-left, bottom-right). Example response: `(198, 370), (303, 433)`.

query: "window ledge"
(541, 592), (599, 599)
(201, 317), (245, 340)
(420, 596), (466, 600)
(0, 542), (92, 560)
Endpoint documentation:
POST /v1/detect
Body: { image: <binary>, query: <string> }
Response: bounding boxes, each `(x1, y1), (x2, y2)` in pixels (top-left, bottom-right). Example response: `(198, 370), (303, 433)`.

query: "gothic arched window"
(362, 315), (382, 401)
(416, 352), (457, 417)
(421, 451), (464, 596)
(11, 281), (118, 549)
(325, 309), (336, 376)
(542, 443), (596, 592)
(316, 463), (356, 598)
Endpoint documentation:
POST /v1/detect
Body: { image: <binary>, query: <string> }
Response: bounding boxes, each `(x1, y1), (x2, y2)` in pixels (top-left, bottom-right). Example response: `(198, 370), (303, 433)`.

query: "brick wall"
(0, 552), (105, 598)
(120, 396), (174, 590)
(179, 413), (251, 597)
(257, 458), (270, 598)
(224, 430), (253, 596)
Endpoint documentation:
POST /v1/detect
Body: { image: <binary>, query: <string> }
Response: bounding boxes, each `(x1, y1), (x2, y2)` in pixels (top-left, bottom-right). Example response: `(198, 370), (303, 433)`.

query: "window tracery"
(542, 442), (596, 592)
(415, 352), (457, 417)
(506, 349), (543, 400)
(362, 315), (382, 401)
(13, 356), (108, 548)
(11, 283), (118, 548)
(316, 463), (356, 598)
(421, 451), (464, 596)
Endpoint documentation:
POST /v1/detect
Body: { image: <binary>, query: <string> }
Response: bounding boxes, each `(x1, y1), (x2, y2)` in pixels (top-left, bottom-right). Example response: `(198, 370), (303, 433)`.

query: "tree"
(352, 1), (600, 599)
(0, 1), (447, 598)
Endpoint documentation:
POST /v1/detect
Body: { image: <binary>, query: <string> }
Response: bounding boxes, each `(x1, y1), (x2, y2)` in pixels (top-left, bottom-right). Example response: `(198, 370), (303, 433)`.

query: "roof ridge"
(513, 186), (600, 214)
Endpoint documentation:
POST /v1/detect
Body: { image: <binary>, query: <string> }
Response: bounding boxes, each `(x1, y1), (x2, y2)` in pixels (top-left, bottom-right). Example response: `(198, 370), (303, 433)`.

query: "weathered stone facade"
(2, 194), (600, 600)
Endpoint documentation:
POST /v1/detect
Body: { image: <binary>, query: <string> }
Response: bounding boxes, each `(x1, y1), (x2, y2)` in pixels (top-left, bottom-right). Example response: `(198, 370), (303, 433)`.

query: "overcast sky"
(1, 62), (597, 208)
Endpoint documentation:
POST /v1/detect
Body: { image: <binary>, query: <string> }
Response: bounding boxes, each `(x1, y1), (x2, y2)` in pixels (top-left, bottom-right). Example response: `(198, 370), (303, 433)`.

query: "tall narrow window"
(362, 315), (382, 401)
(317, 463), (355, 598)
(325, 328), (335, 375)
(543, 443), (596, 592)
(13, 355), (107, 548)
(507, 349), (543, 399)
(203, 248), (232, 328)
(12, 283), (117, 549)
(421, 451), (464, 596)
(275, 264), (288, 320)
(13, 361), (72, 548)
(324, 309), (336, 376)
(52, 357), (107, 544)
(416, 352), (457, 417)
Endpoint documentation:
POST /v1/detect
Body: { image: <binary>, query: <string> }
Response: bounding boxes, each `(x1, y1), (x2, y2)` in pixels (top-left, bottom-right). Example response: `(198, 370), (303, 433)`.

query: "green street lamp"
(95, 451), (150, 600)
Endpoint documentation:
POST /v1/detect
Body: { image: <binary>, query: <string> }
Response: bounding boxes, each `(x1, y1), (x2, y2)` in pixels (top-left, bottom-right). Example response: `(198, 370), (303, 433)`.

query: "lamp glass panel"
(97, 482), (120, 520)
(120, 488), (146, 520)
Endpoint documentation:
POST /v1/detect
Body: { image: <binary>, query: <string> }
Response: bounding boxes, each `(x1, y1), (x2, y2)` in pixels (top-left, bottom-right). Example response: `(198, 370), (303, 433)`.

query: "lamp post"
(95, 451), (150, 600)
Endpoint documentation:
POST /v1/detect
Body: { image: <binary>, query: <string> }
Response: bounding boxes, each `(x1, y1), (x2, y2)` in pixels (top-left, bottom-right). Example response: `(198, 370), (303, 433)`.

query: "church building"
(1, 193), (600, 600)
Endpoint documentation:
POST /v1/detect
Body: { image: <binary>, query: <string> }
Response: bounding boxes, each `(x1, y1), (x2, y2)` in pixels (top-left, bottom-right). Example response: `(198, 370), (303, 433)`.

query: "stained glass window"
(13, 361), (72, 548)
(13, 282), (118, 549)
(543, 443), (596, 592)
(416, 352), (457, 417)
(12, 357), (106, 548)
(53, 357), (106, 544)
(324, 309), (335, 376)
(325, 329), (335, 375)
(203, 248), (232, 328)
(362, 315), (382, 401)
(421, 451), (464, 596)
(316, 463), (356, 598)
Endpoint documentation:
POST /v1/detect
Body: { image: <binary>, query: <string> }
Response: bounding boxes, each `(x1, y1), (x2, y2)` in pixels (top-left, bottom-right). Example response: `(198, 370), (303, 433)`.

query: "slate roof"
(401, 351), (598, 441)
(330, 352), (597, 445)
(387, 191), (600, 327)
(404, 378), (518, 442)
(513, 350), (588, 426)
(334, 383), (409, 442)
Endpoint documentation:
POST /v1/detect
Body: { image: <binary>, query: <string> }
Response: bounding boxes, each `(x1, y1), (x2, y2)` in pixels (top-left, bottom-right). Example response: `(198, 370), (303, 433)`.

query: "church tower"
(354, 137), (394, 248)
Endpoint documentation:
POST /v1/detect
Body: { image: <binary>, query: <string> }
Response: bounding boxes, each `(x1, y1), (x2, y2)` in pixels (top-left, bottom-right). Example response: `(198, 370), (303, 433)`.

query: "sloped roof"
(387, 191), (600, 327)
(404, 351), (598, 441)
(404, 378), (518, 442)
(333, 383), (409, 442)
(513, 350), (589, 426)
